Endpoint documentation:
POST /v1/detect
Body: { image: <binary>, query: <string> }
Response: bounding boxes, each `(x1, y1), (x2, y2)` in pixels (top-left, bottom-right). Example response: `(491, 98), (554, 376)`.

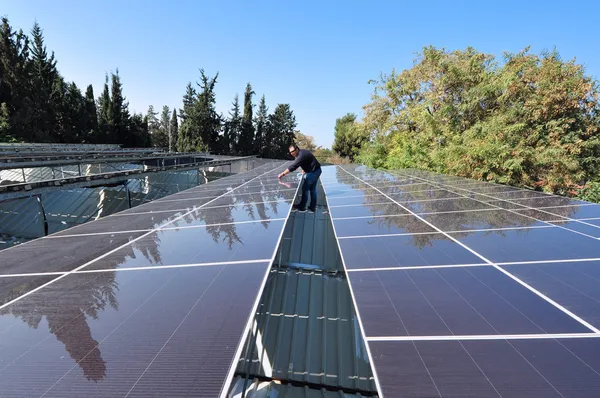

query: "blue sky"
(2, 0), (599, 148)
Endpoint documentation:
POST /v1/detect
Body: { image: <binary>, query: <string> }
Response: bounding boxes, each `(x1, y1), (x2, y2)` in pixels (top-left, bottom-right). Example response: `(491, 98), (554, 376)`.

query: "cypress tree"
(169, 108), (178, 152)
(238, 83), (255, 155)
(253, 95), (268, 156)
(224, 95), (241, 155)
(0, 17), (31, 142)
(84, 84), (99, 143)
(97, 75), (111, 143)
(268, 104), (297, 159)
(109, 69), (127, 144)
(155, 105), (170, 148)
(29, 22), (59, 142)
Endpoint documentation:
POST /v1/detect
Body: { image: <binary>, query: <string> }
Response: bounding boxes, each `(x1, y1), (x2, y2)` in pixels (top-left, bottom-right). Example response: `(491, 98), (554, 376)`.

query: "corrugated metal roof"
(277, 207), (343, 273)
(229, 377), (374, 398)
(236, 268), (377, 394)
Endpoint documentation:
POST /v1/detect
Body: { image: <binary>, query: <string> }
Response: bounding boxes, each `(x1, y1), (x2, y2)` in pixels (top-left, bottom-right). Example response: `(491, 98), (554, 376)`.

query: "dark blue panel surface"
(450, 227), (600, 263)
(334, 215), (435, 237)
(534, 205), (600, 219)
(502, 261), (600, 329)
(83, 219), (285, 271)
(0, 263), (269, 397)
(338, 234), (482, 269)
(370, 338), (600, 398)
(405, 198), (496, 214)
(328, 202), (406, 219)
(349, 267), (591, 337)
(421, 209), (547, 231)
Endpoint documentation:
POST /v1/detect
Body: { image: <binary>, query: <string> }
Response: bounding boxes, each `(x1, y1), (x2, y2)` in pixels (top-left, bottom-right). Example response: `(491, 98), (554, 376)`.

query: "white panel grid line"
(366, 333), (600, 342)
(0, 259), (272, 279)
(44, 218), (287, 239)
(154, 187), (297, 203)
(347, 263), (490, 272)
(336, 166), (600, 334)
(0, 162), (288, 312)
(336, 225), (556, 239)
(496, 257), (600, 266)
(6, 254), (596, 280)
(327, 186), (444, 196)
(320, 177), (387, 398)
(219, 174), (303, 398)
(108, 199), (293, 217)
(396, 170), (600, 238)
(326, 193), (390, 201)
(332, 210), (566, 222)
(329, 201), (394, 208)
(333, 214), (412, 221)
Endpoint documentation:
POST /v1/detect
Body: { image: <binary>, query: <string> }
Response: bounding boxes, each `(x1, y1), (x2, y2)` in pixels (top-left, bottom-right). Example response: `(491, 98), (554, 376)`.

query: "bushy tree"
(357, 46), (600, 196)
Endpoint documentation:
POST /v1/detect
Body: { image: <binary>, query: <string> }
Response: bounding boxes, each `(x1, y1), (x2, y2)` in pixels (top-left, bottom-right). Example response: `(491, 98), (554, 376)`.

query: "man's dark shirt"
(288, 149), (321, 173)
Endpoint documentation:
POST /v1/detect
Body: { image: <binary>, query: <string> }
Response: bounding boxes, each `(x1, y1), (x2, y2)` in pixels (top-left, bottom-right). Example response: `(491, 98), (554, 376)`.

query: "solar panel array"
(321, 164), (600, 398)
(0, 160), (296, 397)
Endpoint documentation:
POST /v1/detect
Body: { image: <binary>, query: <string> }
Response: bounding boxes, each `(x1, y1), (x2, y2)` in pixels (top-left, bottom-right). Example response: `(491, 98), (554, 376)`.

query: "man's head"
(289, 144), (300, 158)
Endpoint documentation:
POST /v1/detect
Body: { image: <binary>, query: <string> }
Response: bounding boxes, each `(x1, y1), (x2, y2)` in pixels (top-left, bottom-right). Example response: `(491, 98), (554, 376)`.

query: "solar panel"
(0, 160), (296, 397)
(322, 164), (600, 397)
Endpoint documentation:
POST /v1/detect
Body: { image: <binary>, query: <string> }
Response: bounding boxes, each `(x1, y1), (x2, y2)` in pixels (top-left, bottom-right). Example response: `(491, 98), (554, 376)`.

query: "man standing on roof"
(278, 144), (322, 213)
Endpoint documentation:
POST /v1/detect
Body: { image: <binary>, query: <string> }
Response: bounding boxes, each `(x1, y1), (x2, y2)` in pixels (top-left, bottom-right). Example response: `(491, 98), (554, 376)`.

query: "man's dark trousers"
(298, 168), (322, 211)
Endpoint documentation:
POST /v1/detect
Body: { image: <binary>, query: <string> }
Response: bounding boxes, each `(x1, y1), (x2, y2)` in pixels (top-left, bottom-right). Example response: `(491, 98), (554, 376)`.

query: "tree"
(83, 85), (99, 142)
(169, 108), (178, 152)
(253, 95), (268, 156)
(150, 105), (169, 148)
(109, 69), (128, 145)
(58, 81), (86, 143)
(97, 75), (111, 143)
(0, 18), (152, 147)
(223, 94), (241, 155)
(178, 70), (221, 152)
(0, 17), (31, 142)
(357, 45), (600, 195)
(332, 113), (369, 161)
(146, 105), (160, 146)
(266, 104), (296, 159)
(238, 83), (255, 155)
(0, 102), (15, 142)
(28, 22), (59, 142)
(196, 69), (221, 152)
(129, 112), (151, 147)
(295, 131), (316, 151)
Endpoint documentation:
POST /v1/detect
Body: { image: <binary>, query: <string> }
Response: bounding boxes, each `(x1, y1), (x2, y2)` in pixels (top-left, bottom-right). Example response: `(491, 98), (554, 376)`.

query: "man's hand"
(278, 169), (289, 179)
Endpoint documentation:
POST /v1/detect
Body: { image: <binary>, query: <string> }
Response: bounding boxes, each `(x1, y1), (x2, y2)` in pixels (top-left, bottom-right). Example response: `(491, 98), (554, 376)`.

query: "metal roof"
(229, 377), (374, 398)
(277, 207), (343, 273)
(236, 267), (377, 395)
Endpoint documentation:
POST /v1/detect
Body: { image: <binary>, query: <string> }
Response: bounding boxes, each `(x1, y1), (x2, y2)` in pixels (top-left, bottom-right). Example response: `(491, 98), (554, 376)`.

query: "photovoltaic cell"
(81, 219), (286, 271)
(0, 263), (270, 397)
(323, 165), (600, 398)
(501, 261), (600, 329)
(0, 161), (293, 397)
(349, 267), (591, 337)
(370, 338), (600, 397)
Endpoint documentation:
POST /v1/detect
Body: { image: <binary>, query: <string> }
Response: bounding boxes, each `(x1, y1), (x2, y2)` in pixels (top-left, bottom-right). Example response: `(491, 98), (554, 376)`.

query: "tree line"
(0, 17), (297, 159)
(167, 71), (296, 157)
(333, 46), (600, 198)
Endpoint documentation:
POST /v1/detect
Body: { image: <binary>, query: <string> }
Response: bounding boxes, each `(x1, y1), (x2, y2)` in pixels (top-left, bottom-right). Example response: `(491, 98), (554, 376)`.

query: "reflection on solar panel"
(322, 165), (600, 398)
(0, 160), (297, 397)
